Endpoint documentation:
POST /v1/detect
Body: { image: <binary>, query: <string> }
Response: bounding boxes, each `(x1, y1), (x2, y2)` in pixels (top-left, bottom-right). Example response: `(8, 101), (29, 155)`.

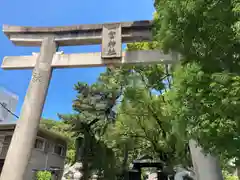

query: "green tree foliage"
(153, 0), (240, 177)
(165, 63), (240, 161)
(101, 46), (192, 176)
(49, 61), (191, 179)
(154, 0), (240, 73)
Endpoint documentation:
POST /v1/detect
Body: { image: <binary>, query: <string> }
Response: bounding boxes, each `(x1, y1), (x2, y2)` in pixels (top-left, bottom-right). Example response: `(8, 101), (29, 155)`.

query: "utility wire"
(0, 102), (19, 119)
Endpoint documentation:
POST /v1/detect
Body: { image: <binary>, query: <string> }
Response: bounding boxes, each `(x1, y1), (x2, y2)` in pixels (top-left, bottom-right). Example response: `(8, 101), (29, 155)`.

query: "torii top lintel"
(2, 20), (153, 47)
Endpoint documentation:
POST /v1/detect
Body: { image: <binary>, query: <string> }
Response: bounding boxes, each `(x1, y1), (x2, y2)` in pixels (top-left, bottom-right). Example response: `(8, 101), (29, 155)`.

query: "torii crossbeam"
(0, 20), (179, 180)
(3, 21), (152, 46)
(2, 50), (178, 69)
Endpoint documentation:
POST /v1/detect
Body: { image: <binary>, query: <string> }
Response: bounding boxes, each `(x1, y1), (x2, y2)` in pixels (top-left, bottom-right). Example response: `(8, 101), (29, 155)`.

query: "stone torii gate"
(0, 20), (222, 180)
(0, 20), (178, 180)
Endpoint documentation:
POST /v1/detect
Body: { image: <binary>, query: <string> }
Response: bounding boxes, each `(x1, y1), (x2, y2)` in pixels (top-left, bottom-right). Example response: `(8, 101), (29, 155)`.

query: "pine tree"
(59, 76), (122, 180)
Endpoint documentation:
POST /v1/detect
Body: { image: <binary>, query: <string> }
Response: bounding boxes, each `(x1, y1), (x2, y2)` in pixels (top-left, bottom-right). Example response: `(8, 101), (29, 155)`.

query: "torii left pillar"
(0, 37), (56, 180)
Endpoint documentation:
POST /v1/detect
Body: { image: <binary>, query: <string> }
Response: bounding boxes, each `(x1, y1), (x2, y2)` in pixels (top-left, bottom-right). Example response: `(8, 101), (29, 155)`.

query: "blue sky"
(0, 0), (155, 120)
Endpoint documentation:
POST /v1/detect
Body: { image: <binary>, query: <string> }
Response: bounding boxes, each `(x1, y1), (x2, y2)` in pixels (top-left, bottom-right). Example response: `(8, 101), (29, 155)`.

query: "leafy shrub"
(222, 171), (238, 180)
(36, 171), (52, 180)
(66, 149), (76, 165)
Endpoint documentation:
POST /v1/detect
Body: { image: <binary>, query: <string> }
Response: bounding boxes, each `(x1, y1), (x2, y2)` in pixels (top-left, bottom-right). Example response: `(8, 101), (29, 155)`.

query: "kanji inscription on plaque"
(101, 23), (122, 59)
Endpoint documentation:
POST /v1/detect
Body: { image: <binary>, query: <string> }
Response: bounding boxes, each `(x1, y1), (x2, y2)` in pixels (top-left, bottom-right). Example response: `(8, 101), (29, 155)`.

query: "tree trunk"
(189, 139), (223, 180)
(80, 132), (91, 180)
(121, 144), (129, 171)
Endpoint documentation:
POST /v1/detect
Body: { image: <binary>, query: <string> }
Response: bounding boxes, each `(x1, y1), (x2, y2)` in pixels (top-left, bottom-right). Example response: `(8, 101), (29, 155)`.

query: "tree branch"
(136, 70), (168, 138)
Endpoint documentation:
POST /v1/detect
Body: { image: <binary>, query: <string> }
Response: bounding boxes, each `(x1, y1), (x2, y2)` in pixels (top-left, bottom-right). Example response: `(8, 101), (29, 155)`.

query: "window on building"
(53, 144), (65, 156)
(3, 135), (12, 144)
(34, 138), (45, 150)
(43, 141), (50, 152)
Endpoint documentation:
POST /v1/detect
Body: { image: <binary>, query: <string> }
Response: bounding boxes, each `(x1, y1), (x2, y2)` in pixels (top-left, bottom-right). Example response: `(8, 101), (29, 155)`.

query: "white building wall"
(0, 130), (66, 180)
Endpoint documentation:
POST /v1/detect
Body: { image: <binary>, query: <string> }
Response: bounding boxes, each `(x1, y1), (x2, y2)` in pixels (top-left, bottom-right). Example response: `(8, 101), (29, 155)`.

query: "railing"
(0, 144), (10, 158)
